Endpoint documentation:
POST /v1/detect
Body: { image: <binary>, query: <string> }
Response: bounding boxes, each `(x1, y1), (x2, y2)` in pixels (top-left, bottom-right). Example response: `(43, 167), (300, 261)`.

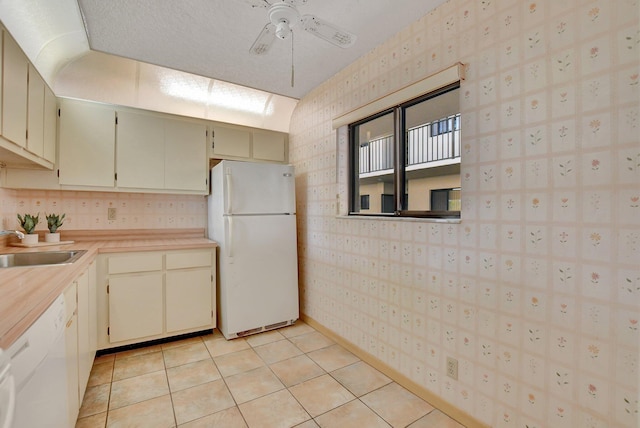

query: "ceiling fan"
(245, 0), (357, 56)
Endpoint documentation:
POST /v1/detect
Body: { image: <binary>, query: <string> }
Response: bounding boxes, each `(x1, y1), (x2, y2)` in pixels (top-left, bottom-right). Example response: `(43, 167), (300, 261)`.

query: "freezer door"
(218, 214), (299, 337)
(218, 160), (295, 215)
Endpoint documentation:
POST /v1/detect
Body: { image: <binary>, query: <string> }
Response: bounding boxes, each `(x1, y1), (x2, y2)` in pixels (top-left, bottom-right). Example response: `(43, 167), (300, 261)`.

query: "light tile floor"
(75, 322), (465, 428)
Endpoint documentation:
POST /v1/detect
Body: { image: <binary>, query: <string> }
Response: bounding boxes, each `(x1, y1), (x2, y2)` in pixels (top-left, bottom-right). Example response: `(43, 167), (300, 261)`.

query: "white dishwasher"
(0, 349), (15, 428)
(8, 294), (70, 428)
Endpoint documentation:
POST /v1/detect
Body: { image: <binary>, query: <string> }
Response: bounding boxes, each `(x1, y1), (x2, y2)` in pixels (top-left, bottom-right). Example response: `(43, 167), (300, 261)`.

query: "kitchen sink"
(0, 250), (87, 268)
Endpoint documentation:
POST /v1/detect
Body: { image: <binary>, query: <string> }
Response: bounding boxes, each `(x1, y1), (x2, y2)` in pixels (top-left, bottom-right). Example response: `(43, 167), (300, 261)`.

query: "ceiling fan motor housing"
(269, 2), (301, 39)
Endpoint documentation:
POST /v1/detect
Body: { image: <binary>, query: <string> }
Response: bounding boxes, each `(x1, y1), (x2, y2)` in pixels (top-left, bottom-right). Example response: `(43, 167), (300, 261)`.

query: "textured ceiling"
(76, 0), (448, 99)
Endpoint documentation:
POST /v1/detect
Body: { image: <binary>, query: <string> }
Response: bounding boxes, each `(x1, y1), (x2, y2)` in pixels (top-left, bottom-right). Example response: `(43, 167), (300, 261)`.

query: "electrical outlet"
(446, 356), (458, 380)
(107, 207), (117, 221)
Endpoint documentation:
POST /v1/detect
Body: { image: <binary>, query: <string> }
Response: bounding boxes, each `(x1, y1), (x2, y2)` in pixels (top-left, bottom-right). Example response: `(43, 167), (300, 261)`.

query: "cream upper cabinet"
(253, 130), (287, 162)
(42, 85), (56, 163)
(210, 125), (251, 158)
(117, 110), (207, 192)
(0, 30), (3, 135)
(0, 28), (56, 169)
(116, 110), (165, 189)
(165, 117), (207, 191)
(209, 123), (288, 163)
(2, 31), (28, 148)
(26, 64), (45, 158)
(59, 99), (206, 193)
(27, 66), (56, 162)
(58, 98), (116, 187)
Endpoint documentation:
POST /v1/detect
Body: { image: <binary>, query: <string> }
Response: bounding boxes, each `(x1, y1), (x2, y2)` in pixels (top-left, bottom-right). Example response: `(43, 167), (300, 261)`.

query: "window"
(360, 194), (370, 210)
(348, 83), (461, 218)
(431, 188), (461, 211)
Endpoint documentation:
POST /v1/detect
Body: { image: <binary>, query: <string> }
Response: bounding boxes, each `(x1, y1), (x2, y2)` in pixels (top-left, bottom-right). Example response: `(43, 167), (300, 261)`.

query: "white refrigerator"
(208, 160), (299, 339)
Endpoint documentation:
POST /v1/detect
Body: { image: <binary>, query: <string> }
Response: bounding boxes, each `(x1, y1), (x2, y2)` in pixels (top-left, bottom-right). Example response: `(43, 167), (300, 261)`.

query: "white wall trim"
(332, 62), (465, 130)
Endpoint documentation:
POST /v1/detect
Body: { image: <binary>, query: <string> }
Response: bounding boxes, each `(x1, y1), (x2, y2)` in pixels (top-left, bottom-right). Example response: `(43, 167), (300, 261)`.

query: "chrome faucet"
(0, 230), (25, 239)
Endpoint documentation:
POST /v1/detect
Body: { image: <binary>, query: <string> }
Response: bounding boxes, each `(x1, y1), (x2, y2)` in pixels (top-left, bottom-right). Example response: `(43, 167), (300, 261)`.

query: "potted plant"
(17, 213), (40, 244)
(45, 213), (65, 243)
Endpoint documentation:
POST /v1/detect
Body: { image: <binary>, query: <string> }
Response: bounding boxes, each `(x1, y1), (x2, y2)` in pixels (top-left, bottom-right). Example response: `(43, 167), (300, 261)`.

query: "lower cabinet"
(165, 250), (215, 333)
(108, 272), (164, 342)
(63, 281), (79, 425)
(64, 262), (97, 426)
(97, 248), (216, 350)
(77, 263), (97, 401)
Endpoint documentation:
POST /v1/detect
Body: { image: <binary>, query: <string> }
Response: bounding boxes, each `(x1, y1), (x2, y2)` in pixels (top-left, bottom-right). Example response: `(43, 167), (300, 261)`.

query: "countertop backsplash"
(0, 188), (207, 235)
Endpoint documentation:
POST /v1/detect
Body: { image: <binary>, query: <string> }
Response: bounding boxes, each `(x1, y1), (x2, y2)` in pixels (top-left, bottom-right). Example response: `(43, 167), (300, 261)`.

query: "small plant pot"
(45, 232), (60, 243)
(22, 234), (39, 245)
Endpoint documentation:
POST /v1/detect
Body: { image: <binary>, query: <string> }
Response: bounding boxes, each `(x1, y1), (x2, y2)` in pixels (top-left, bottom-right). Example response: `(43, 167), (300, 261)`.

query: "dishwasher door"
(0, 349), (15, 428)
(9, 294), (70, 428)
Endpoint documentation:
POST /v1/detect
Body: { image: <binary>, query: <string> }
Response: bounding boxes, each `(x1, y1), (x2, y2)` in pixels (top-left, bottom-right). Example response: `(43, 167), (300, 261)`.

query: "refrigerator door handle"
(226, 216), (233, 259)
(225, 168), (232, 214)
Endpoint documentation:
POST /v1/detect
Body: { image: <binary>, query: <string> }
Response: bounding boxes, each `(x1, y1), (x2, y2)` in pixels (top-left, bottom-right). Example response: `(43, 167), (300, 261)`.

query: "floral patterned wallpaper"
(0, 188), (206, 232)
(289, 0), (639, 426)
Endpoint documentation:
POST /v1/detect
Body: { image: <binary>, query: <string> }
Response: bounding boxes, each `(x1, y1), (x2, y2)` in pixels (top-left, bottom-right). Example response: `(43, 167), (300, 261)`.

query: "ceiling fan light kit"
(246, 0), (357, 88)
(270, 2), (299, 40)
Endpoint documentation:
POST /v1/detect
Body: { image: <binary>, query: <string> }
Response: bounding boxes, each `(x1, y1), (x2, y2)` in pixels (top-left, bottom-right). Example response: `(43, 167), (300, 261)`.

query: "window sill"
(336, 214), (461, 224)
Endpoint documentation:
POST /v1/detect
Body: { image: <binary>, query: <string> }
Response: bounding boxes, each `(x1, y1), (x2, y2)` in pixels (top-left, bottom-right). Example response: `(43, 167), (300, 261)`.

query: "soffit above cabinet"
(0, 0), (297, 132)
(0, 0), (450, 132)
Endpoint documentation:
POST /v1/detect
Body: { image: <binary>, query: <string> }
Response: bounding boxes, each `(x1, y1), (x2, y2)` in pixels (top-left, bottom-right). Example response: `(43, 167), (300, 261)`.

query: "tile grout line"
(160, 343), (178, 428)
(202, 334), (251, 428)
(79, 325), (456, 428)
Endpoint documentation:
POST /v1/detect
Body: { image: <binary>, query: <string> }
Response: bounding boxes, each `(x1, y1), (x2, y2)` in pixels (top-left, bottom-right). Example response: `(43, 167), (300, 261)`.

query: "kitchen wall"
(289, 0), (639, 427)
(0, 187), (206, 232)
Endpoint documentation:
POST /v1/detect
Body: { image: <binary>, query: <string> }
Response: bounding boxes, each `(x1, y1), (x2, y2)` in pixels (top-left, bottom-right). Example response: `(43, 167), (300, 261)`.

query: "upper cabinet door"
(116, 110), (165, 189)
(165, 118), (207, 191)
(2, 31), (28, 147)
(252, 131), (287, 162)
(59, 98), (116, 187)
(42, 85), (56, 163)
(27, 64), (45, 157)
(211, 125), (251, 158)
(0, 31), (3, 135)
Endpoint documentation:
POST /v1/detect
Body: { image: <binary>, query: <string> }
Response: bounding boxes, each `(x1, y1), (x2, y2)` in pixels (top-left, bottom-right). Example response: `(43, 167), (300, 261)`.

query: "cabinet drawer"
(166, 251), (212, 270)
(108, 252), (163, 274)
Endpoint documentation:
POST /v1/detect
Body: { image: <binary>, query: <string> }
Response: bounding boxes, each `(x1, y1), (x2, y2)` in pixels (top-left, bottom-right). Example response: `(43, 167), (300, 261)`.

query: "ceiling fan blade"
(243, 0), (270, 9)
(300, 14), (356, 48)
(250, 23), (276, 55)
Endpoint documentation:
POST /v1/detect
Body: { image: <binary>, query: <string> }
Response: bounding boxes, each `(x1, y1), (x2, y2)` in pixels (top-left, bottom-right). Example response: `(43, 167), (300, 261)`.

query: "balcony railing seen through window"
(359, 113), (460, 175)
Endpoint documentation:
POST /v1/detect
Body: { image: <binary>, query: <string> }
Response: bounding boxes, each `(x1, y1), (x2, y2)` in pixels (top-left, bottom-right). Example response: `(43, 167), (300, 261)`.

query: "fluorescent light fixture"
(211, 81), (274, 116)
(160, 74), (273, 116)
